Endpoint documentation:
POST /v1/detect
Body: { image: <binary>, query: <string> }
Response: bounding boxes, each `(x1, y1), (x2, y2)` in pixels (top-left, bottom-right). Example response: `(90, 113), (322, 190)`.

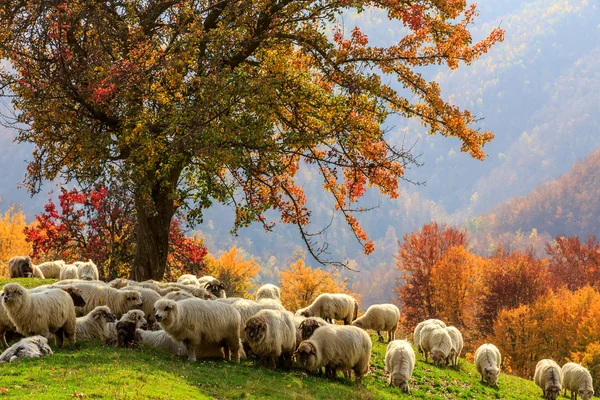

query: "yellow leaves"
(204, 246), (260, 298)
(0, 205), (31, 277)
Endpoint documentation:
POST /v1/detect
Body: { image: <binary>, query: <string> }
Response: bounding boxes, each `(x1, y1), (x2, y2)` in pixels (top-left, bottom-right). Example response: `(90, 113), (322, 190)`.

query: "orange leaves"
(204, 246), (260, 298)
(0, 205), (31, 277)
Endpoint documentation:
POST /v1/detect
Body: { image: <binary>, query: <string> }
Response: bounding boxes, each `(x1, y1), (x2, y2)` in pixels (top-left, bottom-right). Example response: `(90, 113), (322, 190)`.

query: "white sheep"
(255, 284), (281, 302)
(1, 283), (76, 347)
(295, 293), (358, 325)
(295, 324), (372, 381)
(130, 287), (161, 329)
(59, 264), (79, 280)
(177, 274), (200, 286)
(474, 343), (501, 386)
(77, 260), (99, 281)
(385, 340), (416, 392)
(419, 323), (452, 366)
(414, 319), (446, 355)
(37, 260), (66, 279)
(164, 291), (195, 302)
(232, 299), (287, 330)
(0, 335), (53, 363)
(562, 362), (594, 400)
(352, 303), (399, 342)
(75, 306), (117, 341)
(65, 283), (142, 317)
(154, 298), (241, 362)
(216, 297), (244, 305)
(534, 359), (563, 400)
(8, 256), (45, 279)
(445, 326), (463, 367)
(244, 309), (296, 368)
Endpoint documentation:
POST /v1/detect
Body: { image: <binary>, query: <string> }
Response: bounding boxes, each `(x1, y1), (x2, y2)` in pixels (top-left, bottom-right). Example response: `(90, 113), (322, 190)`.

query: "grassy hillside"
(0, 278), (577, 399)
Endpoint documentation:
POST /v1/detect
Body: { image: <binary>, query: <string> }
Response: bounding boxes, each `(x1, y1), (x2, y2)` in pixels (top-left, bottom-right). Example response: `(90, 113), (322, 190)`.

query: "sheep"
(106, 309), (148, 344)
(77, 260), (99, 281)
(445, 326), (463, 367)
(385, 340), (416, 392)
(255, 284), (281, 302)
(129, 287), (160, 329)
(177, 274), (200, 286)
(352, 303), (399, 342)
(295, 324), (372, 382)
(59, 264), (79, 280)
(37, 260), (66, 279)
(116, 320), (138, 348)
(8, 256), (45, 279)
(154, 298), (241, 363)
(75, 306), (116, 341)
(298, 317), (330, 341)
(244, 309), (297, 369)
(64, 283), (142, 318)
(216, 297), (244, 305)
(535, 359), (563, 400)
(29, 285), (87, 308)
(562, 362), (594, 400)
(0, 335), (53, 363)
(55, 279), (107, 287)
(419, 323), (452, 366)
(295, 293), (358, 325)
(107, 278), (130, 289)
(164, 291), (195, 302)
(414, 319), (446, 355)
(202, 278), (227, 298)
(1, 283), (76, 347)
(231, 299), (286, 329)
(474, 343), (501, 386)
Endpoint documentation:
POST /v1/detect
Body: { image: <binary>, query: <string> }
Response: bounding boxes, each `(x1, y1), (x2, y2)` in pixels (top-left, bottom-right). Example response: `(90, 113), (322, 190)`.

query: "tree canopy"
(0, 0), (503, 279)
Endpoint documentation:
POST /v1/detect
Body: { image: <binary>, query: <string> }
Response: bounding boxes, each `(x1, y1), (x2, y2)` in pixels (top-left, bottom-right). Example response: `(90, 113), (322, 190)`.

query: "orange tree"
(0, 204), (31, 277)
(0, 1), (503, 279)
(203, 246), (260, 298)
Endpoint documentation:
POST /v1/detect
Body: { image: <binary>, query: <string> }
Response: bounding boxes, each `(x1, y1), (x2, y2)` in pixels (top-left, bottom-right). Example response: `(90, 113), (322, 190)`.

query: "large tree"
(0, 0), (503, 279)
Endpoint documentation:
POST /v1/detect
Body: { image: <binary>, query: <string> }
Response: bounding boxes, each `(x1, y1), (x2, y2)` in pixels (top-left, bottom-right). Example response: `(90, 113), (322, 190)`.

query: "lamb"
(37, 260), (66, 279)
(295, 293), (358, 325)
(8, 256), (45, 279)
(59, 264), (79, 280)
(474, 343), (501, 386)
(117, 320), (138, 348)
(77, 260), (99, 281)
(244, 309), (297, 369)
(352, 303), (399, 342)
(445, 326), (463, 367)
(154, 298), (241, 362)
(414, 319), (446, 355)
(419, 323), (452, 366)
(65, 283), (142, 317)
(177, 274), (200, 286)
(295, 324), (372, 382)
(298, 317), (330, 341)
(75, 306), (117, 341)
(255, 284), (281, 302)
(106, 310), (148, 344)
(0, 335), (53, 363)
(562, 362), (594, 400)
(534, 359), (563, 400)
(385, 340), (416, 392)
(232, 299), (287, 330)
(1, 283), (76, 347)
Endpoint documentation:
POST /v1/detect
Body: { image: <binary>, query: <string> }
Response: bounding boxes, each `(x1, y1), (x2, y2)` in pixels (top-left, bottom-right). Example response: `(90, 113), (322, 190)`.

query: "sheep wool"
(66, 283), (143, 318)
(295, 293), (358, 325)
(474, 343), (501, 386)
(255, 284), (282, 302)
(385, 340), (416, 392)
(445, 326), (464, 367)
(419, 323), (452, 366)
(37, 260), (66, 279)
(232, 299), (287, 330)
(77, 260), (99, 281)
(177, 274), (200, 287)
(8, 256), (45, 279)
(414, 319), (446, 355)
(298, 317), (330, 341)
(59, 264), (79, 280)
(352, 304), (399, 342)
(534, 359), (563, 400)
(244, 309), (296, 368)
(154, 298), (241, 363)
(562, 362), (594, 400)
(1, 283), (76, 347)
(76, 306), (117, 341)
(0, 336), (53, 363)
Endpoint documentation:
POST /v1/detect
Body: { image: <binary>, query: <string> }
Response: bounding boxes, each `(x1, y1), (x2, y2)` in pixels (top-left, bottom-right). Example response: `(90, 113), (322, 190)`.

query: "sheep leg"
(183, 340), (198, 362)
(225, 337), (240, 363)
(54, 328), (65, 348)
(376, 331), (384, 342)
(0, 330), (8, 349)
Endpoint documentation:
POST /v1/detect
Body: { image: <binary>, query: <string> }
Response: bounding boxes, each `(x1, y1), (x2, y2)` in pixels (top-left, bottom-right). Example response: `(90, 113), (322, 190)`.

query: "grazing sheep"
(419, 323), (452, 366)
(65, 283), (142, 317)
(37, 260), (66, 279)
(8, 256), (45, 279)
(244, 309), (296, 369)
(154, 298), (241, 362)
(1, 283), (76, 347)
(385, 340), (416, 392)
(414, 319), (446, 355)
(298, 317), (330, 341)
(0, 335), (53, 363)
(445, 326), (464, 367)
(59, 264), (79, 280)
(255, 284), (281, 302)
(295, 293), (358, 325)
(75, 306), (116, 341)
(177, 274), (200, 286)
(562, 362), (594, 400)
(352, 304), (399, 342)
(474, 343), (501, 386)
(295, 324), (372, 382)
(232, 299), (286, 330)
(77, 260), (99, 281)
(535, 359), (563, 400)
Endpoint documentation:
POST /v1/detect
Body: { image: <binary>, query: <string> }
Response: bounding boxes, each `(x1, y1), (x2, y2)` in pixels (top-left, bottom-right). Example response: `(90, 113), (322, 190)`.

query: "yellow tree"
(203, 246), (260, 298)
(0, 205), (31, 277)
(279, 258), (353, 312)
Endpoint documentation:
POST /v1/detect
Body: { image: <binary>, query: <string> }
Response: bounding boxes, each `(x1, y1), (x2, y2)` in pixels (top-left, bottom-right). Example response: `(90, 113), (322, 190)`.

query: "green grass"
(0, 278), (585, 399)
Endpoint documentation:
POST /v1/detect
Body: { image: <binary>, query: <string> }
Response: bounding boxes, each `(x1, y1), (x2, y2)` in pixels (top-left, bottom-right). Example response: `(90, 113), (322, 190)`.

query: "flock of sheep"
(1, 256), (596, 399)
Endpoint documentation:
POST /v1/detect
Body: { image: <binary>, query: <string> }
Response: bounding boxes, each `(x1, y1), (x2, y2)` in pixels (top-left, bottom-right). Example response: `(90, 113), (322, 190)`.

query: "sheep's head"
(389, 374), (410, 393)
(165, 291), (192, 302)
(92, 306), (117, 323)
(61, 287), (86, 307)
(295, 308), (313, 318)
(299, 319), (322, 340)
(431, 349), (447, 366)
(154, 299), (177, 325)
(108, 278), (128, 289)
(578, 389), (594, 400)
(122, 290), (143, 309)
(206, 280), (226, 298)
(294, 341), (318, 370)
(545, 386), (560, 400)
(122, 310), (147, 329)
(78, 263), (96, 281)
(244, 316), (267, 343)
(351, 319), (363, 328)
(1, 283), (26, 306)
(483, 366), (499, 386)
(190, 288), (213, 300)
(14, 257), (33, 277)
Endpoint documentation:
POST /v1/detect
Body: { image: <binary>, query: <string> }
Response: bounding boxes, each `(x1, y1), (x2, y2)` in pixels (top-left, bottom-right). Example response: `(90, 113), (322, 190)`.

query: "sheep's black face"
(299, 320), (321, 340)
(244, 318), (267, 342)
(545, 388), (560, 400)
(17, 259), (33, 277)
(484, 367), (499, 386)
(294, 342), (316, 369)
(64, 288), (86, 307)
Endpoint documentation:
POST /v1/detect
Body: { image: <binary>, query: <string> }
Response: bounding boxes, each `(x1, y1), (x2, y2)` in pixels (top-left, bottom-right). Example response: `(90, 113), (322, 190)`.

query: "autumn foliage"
(0, 204), (31, 277)
(203, 246), (260, 298)
(546, 235), (600, 291)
